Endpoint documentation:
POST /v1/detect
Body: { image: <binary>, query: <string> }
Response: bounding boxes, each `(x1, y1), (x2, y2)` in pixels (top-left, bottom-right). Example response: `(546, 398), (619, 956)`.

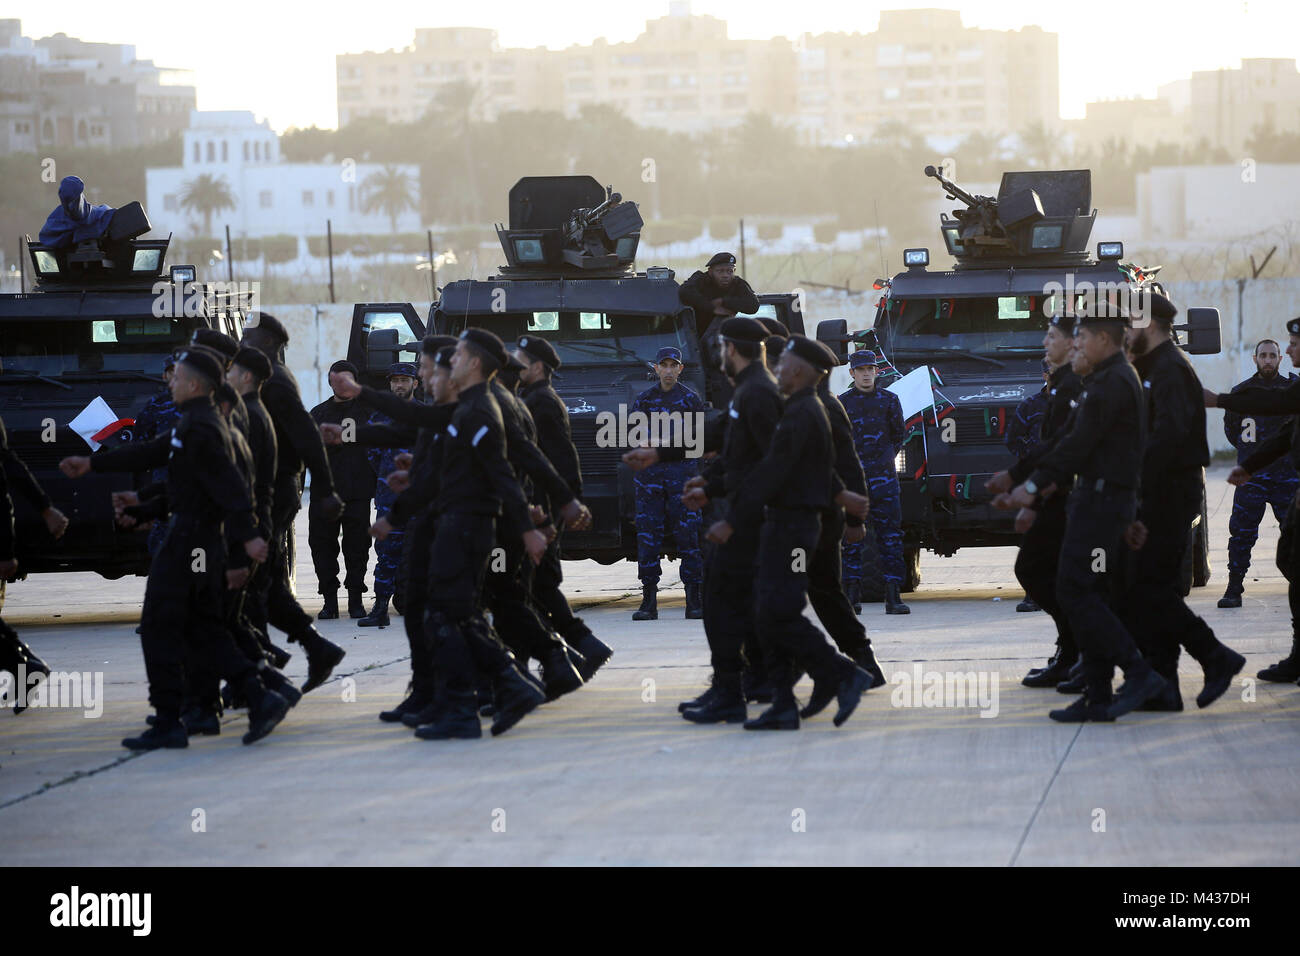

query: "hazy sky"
(12, 0), (1294, 132)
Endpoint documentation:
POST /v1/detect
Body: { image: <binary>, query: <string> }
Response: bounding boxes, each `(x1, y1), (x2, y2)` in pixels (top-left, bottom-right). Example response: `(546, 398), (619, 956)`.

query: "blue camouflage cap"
(655, 346), (683, 364)
(849, 349), (878, 369)
(387, 362), (417, 378)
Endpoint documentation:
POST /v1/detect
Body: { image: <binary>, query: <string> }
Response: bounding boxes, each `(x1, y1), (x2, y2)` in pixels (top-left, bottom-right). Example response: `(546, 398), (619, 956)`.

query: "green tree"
(179, 173), (236, 235)
(360, 165), (418, 233)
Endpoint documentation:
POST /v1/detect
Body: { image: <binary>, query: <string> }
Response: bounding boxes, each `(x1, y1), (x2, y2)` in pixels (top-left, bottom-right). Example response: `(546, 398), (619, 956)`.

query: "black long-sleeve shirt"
(1009, 364), (1084, 485)
(818, 380), (867, 527)
(520, 378), (584, 504)
(91, 395), (257, 544)
(242, 391), (278, 537)
(1132, 338), (1209, 494)
(703, 360), (784, 511)
(261, 362), (335, 497)
(1028, 350), (1147, 492)
(731, 386), (836, 524)
(679, 270), (760, 407)
(0, 416), (52, 561)
(1217, 376), (1300, 473)
(310, 395), (376, 500)
(433, 383), (531, 532)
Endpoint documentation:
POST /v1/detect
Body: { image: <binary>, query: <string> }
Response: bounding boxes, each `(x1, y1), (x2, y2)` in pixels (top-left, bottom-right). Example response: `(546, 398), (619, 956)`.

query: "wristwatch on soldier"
(1024, 479), (1039, 496)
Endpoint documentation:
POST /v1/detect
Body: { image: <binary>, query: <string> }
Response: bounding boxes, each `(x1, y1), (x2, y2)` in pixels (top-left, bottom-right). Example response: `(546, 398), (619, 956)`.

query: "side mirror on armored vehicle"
(1177, 308), (1221, 356)
(817, 319), (848, 363)
(364, 327), (401, 372)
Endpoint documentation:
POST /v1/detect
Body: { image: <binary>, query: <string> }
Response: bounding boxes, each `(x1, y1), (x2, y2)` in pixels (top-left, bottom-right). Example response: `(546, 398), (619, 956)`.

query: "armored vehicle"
(815, 167), (1218, 598)
(1, 218), (250, 578)
(348, 175), (802, 563)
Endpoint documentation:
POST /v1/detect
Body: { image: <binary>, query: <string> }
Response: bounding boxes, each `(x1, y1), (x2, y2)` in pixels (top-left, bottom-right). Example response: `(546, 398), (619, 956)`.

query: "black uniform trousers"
(755, 508), (850, 687)
(808, 507), (870, 657)
(1054, 484), (1143, 698)
(425, 512), (512, 699)
(250, 482), (317, 642)
(531, 527), (587, 640)
(1117, 467), (1221, 679)
(703, 512), (763, 679)
(1014, 493), (1077, 660)
(139, 517), (259, 717)
(308, 495), (372, 595)
(402, 509), (437, 695)
(485, 527), (565, 663)
(1276, 494), (1300, 632)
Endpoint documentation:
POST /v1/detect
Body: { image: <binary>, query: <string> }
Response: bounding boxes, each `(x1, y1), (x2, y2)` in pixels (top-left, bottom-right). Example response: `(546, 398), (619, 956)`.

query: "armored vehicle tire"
(902, 547), (921, 594)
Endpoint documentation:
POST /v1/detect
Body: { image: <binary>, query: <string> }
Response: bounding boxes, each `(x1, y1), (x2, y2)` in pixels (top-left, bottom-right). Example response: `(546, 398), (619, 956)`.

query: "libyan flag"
(68, 397), (135, 451)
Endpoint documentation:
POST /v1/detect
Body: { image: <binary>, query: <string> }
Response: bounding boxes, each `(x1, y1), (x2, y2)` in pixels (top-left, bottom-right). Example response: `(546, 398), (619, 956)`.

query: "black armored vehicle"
(815, 167), (1219, 596)
(347, 174), (802, 563)
(1, 220), (250, 578)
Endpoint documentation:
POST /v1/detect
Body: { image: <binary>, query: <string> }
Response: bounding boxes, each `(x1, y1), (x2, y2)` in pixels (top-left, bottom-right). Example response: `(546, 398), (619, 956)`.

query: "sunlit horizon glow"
(14, 0), (1296, 133)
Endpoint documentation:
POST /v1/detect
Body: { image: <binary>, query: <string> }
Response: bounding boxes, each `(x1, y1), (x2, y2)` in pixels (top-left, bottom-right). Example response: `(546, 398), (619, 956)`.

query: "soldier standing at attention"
(1205, 317), (1300, 684)
(1003, 359), (1052, 613)
(839, 350), (909, 614)
(1003, 309), (1167, 722)
(310, 360), (376, 621)
(629, 345), (706, 621)
(679, 252), (760, 408)
(359, 362), (419, 628)
(1218, 338), (1299, 608)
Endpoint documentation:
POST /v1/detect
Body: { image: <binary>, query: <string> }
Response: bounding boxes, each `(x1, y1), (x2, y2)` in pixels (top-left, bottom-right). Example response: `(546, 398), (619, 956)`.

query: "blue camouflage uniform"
(630, 379), (706, 585)
(132, 382), (179, 559)
(366, 407), (412, 599)
(1223, 370), (1300, 579)
(839, 383), (906, 585)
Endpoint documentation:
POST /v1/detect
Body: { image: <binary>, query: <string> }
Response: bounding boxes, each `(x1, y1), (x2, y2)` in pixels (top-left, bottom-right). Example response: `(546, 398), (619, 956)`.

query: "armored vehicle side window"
(362, 311), (412, 337)
(2, 317), (194, 376)
(463, 310), (685, 366)
(891, 296), (1045, 336)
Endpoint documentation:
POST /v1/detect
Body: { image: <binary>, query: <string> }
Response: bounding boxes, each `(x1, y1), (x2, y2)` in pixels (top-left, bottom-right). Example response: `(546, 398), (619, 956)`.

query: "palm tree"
(179, 174), (236, 236)
(360, 165), (418, 233)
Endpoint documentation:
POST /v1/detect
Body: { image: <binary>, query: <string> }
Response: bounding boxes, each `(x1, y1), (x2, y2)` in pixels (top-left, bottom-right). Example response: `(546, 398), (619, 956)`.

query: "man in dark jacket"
(679, 252), (760, 407)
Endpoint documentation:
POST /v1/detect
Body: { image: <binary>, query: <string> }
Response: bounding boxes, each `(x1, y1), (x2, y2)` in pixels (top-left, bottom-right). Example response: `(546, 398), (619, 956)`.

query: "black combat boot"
(358, 594), (391, 628)
(632, 583), (657, 621)
(477, 684), (496, 717)
(682, 672), (746, 724)
(852, 645), (887, 689)
(317, 591), (339, 620)
(259, 668), (303, 709)
(566, 626), (613, 681)
(845, 581), (862, 615)
(685, 582), (704, 619)
(1258, 635), (1300, 682)
(4, 634), (49, 714)
(1022, 648), (1078, 688)
(241, 675), (290, 745)
(490, 664), (547, 736)
(1056, 659), (1087, 694)
(1217, 574), (1244, 609)
(297, 627), (346, 694)
(1107, 661), (1168, 720)
(179, 705), (221, 736)
(832, 663), (873, 726)
(678, 676), (719, 713)
(1196, 644), (1246, 709)
(415, 692), (482, 740)
(885, 584), (911, 615)
(1049, 694), (1115, 723)
(402, 699), (441, 728)
(267, 643), (292, 669)
(347, 589), (367, 619)
(1016, 594), (1041, 612)
(123, 712), (188, 750)
(744, 682), (800, 730)
(541, 645), (585, 701)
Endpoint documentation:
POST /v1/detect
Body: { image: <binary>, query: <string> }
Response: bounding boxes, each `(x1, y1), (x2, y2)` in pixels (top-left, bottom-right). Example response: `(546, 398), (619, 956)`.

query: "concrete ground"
(2, 464), (1298, 866)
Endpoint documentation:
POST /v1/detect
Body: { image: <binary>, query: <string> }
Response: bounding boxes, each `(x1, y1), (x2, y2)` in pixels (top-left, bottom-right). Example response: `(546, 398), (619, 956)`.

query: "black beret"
(1145, 290), (1178, 325)
(517, 335), (560, 370)
(329, 359), (359, 377)
(783, 334), (838, 372)
(213, 382), (239, 407)
(1049, 313), (1076, 335)
(719, 316), (767, 344)
(764, 334), (788, 351)
(232, 347), (272, 383)
(1076, 312), (1130, 329)
(758, 317), (789, 338)
(421, 334), (458, 358)
(387, 362), (417, 378)
(707, 252), (737, 268)
(435, 346), (455, 370)
(1287, 317), (1300, 336)
(459, 328), (507, 371)
(243, 311), (289, 345)
(175, 347), (225, 386)
(191, 327), (239, 360)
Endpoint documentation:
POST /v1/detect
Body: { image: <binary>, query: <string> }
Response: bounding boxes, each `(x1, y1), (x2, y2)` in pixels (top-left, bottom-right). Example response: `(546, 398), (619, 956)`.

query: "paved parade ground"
(3, 464), (1299, 866)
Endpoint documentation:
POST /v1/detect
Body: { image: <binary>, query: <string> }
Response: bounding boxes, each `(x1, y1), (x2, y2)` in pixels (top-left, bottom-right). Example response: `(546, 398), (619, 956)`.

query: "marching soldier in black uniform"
(239, 313), (346, 694)
(679, 252), (760, 407)
(60, 349), (288, 749)
(1205, 316), (1300, 684)
(1002, 307), (1167, 722)
(309, 360), (376, 620)
(711, 335), (874, 730)
(1121, 291), (1244, 709)
(512, 335), (614, 675)
(987, 313), (1084, 687)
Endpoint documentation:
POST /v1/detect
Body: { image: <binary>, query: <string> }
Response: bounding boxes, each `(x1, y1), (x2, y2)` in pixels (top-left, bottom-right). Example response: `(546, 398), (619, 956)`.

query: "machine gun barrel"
(584, 191), (622, 224)
(924, 164), (981, 208)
